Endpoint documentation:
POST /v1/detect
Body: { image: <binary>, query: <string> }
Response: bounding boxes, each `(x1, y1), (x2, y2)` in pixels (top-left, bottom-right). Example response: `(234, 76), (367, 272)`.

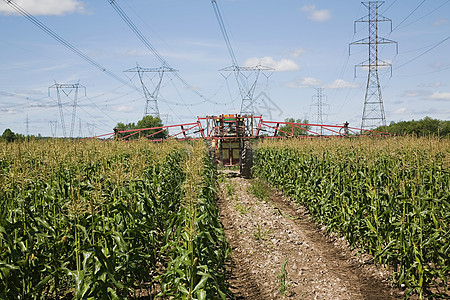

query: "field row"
(0, 141), (230, 299)
(254, 137), (449, 299)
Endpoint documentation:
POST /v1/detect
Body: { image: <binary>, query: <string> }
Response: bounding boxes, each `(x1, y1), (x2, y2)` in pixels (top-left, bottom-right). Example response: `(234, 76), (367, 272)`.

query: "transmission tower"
(48, 83), (86, 138)
(78, 119), (83, 138)
(25, 114), (29, 136)
(212, 0), (273, 115)
(220, 65), (273, 115)
(350, 1), (397, 130)
(125, 65), (176, 118)
(49, 121), (57, 138)
(86, 123), (95, 137)
(311, 88), (328, 126)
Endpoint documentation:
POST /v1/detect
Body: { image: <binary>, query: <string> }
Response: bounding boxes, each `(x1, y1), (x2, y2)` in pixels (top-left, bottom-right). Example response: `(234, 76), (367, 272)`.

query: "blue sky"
(0, 0), (449, 137)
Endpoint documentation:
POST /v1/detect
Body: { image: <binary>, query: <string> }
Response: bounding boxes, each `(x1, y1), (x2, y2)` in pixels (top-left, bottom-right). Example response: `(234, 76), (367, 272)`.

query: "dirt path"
(219, 172), (405, 299)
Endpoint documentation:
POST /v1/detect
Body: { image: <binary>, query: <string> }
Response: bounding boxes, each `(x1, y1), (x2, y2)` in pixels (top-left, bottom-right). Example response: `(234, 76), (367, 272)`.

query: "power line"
(82, 94), (118, 124)
(0, 89), (111, 136)
(377, 1), (449, 89)
(393, 0), (426, 31)
(396, 65), (450, 77)
(380, 35), (449, 88)
(381, 0), (399, 14)
(378, 0), (448, 68)
(395, 0), (450, 30)
(48, 83), (86, 138)
(0, 91), (51, 108)
(3, 0), (135, 90)
(328, 3), (363, 111)
(211, 0), (273, 115)
(394, 36), (449, 70)
(108, 0), (226, 107)
(350, 1), (397, 130)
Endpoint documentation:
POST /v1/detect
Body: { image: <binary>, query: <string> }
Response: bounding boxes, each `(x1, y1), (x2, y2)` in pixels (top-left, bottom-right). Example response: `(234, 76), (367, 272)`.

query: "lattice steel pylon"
(220, 65), (272, 115)
(311, 88), (328, 126)
(350, 1), (397, 131)
(25, 114), (29, 136)
(49, 121), (57, 138)
(48, 82), (86, 138)
(212, 0), (272, 115)
(124, 64), (176, 119)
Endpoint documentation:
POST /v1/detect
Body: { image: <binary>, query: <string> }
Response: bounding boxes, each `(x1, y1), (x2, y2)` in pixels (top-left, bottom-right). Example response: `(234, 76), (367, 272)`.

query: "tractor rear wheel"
(240, 140), (253, 179)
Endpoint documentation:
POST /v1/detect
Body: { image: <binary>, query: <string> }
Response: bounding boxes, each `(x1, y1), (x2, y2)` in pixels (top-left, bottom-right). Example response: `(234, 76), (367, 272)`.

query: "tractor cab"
(212, 114), (246, 138)
(209, 114), (253, 178)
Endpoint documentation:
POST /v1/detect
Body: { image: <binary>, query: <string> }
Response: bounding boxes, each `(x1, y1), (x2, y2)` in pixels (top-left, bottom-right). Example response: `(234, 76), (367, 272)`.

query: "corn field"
(254, 137), (449, 299)
(0, 140), (230, 299)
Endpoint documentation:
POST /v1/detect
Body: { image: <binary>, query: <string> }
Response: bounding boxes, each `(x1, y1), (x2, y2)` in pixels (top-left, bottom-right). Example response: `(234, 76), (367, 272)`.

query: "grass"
(247, 178), (272, 202)
(277, 258), (289, 296)
(235, 201), (251, 215)
(225, 180), (236, 196)
(253, 221), (271, 241)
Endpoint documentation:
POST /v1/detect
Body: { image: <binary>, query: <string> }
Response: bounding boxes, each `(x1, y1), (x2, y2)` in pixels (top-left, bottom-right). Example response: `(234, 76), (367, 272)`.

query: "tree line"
(375, 116), (450, 137)
(2, 116), (449, 142)
(114, 115), (166, 139)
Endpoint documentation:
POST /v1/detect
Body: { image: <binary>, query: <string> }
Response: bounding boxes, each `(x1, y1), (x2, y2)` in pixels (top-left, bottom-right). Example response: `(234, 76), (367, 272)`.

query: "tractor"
(208, 114), (254, 178)
(105, 114), (389, 180)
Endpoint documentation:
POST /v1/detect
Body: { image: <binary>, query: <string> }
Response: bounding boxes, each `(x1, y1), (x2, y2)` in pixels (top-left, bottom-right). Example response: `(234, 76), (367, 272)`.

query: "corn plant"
(277, 258), (289, 296)
(0, 139), (230, 299)
(158, 141), (231, 299)
(254, 137), (449, 299)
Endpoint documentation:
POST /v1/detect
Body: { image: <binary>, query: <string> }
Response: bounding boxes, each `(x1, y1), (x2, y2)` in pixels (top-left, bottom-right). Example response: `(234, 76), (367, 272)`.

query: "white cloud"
(243, 56), (300, 72)
(286, 78), (359, 89)
(325, 79), (359, 89)
(430, 92), (450, 101)
(429, 61), (449, 70)
(401, 90), (431, 98)
(418, 82), (443, 88)
(285, 77), (322, 89)
(112, 105), (134, 113)
(284, 48), (306, 58)
(393, 107), (411, 114)
(301, 5), (331, 22)
(0, 0), (85, 16)
(0, 108), (17, 114)
(432, 18), (448, 26)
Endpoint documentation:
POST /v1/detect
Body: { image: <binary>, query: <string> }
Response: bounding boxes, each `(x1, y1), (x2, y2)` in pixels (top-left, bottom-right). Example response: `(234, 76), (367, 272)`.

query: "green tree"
(1, 128), (16, 142)
(376, 117), (450, 137)
(278, 118), (311, 136)
(115, 115), (166, 140)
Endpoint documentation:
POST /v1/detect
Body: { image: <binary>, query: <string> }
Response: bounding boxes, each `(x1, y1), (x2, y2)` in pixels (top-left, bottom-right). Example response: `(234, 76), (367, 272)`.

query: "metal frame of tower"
(48, 83), (86, 138)
(212, 0), (273, 115)
(220, 65), (272, 115)
(312, 88), (328, 125)
(78, 119), (83, 138)
(350, 1), (397, 130)
(49, 121), (57, 138)
(124, 65), (176, 119)
(86, 122), (95, 137)
(25, 114), (29, 136)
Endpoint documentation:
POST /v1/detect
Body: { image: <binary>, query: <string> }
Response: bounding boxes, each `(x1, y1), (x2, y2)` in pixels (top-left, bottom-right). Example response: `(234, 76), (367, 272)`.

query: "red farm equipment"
(90, 115), (390, 178)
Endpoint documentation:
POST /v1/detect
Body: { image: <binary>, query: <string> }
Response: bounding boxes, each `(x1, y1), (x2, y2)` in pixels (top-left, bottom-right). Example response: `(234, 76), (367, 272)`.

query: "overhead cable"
(4, 0), (136, 90)
(108, 0), (227, 107)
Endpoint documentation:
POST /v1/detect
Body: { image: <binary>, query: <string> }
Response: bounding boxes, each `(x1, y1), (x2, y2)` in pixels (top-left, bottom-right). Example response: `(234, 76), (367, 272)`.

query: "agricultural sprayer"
(91, 114), (389, 178)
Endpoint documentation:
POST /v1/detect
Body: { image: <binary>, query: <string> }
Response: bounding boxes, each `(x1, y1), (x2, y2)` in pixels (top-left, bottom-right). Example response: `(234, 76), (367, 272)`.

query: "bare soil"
(218, 171), (408, 300)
